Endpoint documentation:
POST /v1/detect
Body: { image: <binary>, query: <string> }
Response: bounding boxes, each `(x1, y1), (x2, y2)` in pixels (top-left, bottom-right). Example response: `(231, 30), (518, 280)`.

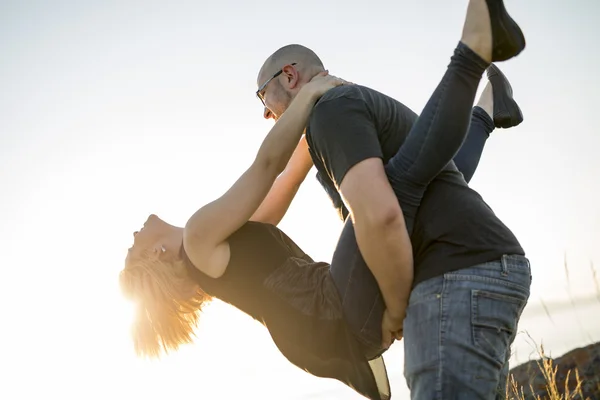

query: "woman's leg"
(383, 42), (491, 235)
(454, 106), (494, 183)
(382, 0), (526, 234)
(454, 66), (524, 183)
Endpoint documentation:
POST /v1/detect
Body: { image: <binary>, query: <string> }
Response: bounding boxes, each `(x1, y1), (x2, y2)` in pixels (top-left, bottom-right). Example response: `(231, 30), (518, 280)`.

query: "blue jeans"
(403, 255), (531, 399)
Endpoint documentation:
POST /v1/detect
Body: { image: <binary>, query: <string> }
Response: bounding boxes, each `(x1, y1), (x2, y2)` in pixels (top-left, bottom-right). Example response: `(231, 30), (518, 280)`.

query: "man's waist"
(413, 245), (526, 286)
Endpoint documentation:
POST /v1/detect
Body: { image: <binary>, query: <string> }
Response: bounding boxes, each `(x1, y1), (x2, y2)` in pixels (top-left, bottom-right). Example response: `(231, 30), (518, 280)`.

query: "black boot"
(485, 0), (526, 61)
(487, 63), (523, 128)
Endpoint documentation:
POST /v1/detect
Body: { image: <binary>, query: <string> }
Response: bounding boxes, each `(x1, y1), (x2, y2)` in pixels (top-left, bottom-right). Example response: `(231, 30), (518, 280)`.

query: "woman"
(120, 1), (526, 399)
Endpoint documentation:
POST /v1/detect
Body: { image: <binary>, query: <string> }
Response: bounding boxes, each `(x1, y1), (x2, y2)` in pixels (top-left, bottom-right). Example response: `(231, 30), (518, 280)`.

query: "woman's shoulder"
(181, 237), (231, 280)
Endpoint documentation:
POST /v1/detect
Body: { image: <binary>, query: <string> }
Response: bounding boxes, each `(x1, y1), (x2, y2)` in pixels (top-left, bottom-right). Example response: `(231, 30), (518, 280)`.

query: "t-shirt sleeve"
(307, 96), (383, 190)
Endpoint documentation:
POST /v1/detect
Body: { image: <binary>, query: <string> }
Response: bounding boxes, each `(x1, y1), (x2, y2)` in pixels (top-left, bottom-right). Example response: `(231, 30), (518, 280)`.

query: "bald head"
(257, 44), (325, 85)
(256, 44), (326, 120)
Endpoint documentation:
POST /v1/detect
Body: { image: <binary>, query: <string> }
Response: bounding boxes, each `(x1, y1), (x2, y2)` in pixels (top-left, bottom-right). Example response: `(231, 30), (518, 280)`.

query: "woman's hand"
(302, 71), (352, 101)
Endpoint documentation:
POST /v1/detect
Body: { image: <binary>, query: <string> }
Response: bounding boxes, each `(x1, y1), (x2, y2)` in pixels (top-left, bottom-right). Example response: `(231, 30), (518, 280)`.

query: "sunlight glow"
(2, 1), (599, 399)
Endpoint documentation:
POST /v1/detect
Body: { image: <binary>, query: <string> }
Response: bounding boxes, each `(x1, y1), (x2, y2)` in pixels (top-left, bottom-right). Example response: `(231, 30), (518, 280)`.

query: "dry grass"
(507, 344), (586, 400)
(505, 260), (600, 400)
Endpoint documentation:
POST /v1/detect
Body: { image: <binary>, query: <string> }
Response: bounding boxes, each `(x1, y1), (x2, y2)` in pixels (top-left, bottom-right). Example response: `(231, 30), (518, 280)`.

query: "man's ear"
(281, 64), (300, 89)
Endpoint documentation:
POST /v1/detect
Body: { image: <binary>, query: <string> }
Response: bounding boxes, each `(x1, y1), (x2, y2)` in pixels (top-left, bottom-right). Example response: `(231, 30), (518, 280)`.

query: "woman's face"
(126, 214), (183, 264)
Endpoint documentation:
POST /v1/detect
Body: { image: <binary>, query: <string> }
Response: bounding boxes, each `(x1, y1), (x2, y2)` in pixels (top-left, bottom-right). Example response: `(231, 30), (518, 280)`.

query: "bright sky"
(1, 1), (599, 399)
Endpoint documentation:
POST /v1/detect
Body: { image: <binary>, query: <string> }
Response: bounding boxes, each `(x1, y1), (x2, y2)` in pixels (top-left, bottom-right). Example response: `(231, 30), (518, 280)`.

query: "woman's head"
(119, 214), (212, 357)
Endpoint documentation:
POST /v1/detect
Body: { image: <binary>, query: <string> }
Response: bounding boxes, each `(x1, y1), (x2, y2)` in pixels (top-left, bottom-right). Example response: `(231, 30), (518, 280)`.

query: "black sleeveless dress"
(181, 221), (391, 400)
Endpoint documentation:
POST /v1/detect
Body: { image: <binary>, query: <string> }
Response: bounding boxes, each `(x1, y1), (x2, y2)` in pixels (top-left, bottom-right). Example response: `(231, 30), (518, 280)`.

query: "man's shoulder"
(310, 85), (398, 123)
(316, 84), (391, 105)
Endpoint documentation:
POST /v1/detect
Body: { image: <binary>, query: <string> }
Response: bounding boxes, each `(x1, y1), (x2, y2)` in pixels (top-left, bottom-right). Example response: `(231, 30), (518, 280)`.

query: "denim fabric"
(402, 255), (531, 399)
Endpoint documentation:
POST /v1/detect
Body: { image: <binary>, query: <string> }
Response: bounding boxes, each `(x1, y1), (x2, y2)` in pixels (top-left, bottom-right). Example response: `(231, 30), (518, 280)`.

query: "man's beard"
(277, 90), (294, 119)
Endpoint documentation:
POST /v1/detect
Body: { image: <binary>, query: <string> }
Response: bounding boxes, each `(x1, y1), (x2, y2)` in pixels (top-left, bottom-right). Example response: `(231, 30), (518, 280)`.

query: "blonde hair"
(119, 250), (212, 358)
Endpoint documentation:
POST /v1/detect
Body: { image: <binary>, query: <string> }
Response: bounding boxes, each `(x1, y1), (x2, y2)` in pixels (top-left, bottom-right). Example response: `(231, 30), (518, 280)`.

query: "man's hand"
(381, 307), (406, 349)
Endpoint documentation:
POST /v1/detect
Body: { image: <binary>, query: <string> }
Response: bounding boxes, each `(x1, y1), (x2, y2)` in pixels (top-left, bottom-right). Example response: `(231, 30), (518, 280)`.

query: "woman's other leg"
(454, 65), (524, 183)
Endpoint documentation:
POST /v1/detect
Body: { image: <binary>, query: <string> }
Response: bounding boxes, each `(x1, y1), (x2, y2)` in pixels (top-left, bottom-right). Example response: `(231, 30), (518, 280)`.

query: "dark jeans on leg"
(454, 106), (494, 183)
(403, 256), (531, 399)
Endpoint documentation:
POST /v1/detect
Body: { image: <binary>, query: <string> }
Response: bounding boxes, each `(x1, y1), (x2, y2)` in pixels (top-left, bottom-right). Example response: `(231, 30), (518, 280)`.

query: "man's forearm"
(339, 158), (415, 318)
(353, 215), (414, 318)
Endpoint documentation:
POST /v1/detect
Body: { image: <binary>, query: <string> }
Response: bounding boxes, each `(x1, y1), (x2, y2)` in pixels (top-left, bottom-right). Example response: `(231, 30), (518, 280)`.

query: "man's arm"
(339, 159), (413, 318)
(250, 135), (313, 226)
(308, 96), (413, 322)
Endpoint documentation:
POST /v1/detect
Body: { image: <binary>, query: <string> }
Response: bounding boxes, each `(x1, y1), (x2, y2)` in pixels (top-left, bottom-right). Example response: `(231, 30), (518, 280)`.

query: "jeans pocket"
(471, 289), (526, 366)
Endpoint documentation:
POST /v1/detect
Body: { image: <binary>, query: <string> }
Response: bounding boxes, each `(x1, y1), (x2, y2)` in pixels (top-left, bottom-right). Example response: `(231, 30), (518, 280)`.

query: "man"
(253, 44), (530, 398)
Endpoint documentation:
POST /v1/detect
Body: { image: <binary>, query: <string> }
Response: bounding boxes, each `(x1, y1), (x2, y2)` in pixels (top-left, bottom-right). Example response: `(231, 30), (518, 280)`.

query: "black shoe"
(487, 63), (523, 128)
(485, 0), (526, 61)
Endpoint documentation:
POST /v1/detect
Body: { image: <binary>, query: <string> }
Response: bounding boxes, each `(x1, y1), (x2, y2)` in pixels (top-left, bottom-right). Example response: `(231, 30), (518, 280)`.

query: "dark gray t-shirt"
(305, 84), (524, 285)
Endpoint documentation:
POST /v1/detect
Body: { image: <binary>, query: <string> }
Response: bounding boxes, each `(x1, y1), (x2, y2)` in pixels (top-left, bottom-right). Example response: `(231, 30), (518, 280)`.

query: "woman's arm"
(250, 135), (313, 226)
(183, 75), (344, 277)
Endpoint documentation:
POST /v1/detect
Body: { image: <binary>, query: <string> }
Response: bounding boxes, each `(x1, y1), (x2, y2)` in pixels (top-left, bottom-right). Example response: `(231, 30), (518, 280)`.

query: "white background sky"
(1, 0), (599, 399)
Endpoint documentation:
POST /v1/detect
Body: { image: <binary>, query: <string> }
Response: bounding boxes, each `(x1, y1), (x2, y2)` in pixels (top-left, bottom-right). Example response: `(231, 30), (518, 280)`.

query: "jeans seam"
(437, 276), (448, 399)
(455, 265), (531, 276)
(405, 74), (449, 179)
(445, 274), (530, 293)
(471, 289), (478, 360)
(473, 256), (531, 274)
(474, 289), (528, 305)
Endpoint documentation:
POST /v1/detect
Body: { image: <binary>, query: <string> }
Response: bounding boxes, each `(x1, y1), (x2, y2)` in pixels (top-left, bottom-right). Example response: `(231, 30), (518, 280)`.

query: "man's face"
(256, 63), (300, 121)
(261, 79), (292, 121)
